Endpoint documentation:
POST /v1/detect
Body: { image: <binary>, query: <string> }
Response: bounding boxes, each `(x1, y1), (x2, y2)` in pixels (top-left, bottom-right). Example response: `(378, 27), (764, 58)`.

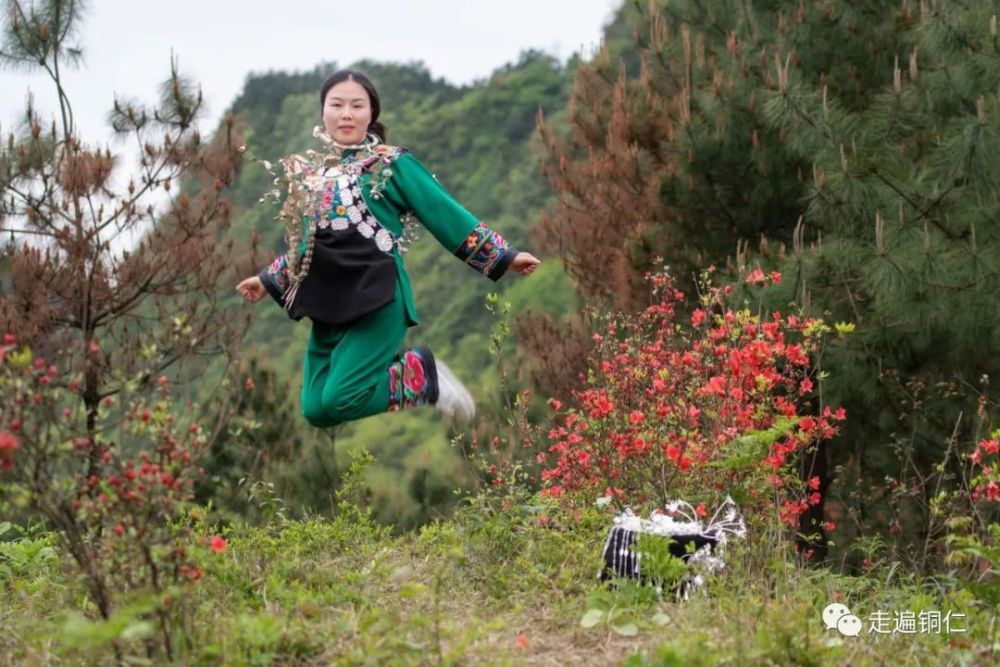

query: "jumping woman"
(236, 70), (540, 427)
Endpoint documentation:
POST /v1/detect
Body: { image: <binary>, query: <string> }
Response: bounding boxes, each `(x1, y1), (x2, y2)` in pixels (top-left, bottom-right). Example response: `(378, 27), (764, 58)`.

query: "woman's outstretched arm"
(389, 153), (540, 280)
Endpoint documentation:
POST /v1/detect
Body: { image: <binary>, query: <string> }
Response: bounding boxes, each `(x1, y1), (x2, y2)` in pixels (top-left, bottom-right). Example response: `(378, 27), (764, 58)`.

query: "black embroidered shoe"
(388, 346), (438, 412)
(413, 346), (439, 405)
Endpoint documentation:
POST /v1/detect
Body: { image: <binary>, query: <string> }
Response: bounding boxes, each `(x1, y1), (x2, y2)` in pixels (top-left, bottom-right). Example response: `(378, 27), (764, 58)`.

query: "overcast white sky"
(1, 0), (619, 142)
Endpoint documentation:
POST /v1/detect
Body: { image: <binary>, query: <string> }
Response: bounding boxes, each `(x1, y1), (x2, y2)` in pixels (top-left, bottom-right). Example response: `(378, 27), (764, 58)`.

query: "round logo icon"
(822, 603), (852, 630)
(836, 614), (863, 637)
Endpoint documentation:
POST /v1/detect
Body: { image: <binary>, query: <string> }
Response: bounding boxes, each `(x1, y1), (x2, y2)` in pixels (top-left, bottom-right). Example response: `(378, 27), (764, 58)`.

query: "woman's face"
(322, 79), (373, 145)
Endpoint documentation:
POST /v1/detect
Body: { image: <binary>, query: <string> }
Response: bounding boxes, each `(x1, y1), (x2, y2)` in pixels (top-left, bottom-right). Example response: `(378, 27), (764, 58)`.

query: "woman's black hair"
(319, 70), (387, 142)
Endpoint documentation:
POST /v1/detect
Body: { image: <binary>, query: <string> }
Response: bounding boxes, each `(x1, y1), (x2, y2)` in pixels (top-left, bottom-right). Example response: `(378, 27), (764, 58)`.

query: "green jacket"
(259, 144), (518, 326)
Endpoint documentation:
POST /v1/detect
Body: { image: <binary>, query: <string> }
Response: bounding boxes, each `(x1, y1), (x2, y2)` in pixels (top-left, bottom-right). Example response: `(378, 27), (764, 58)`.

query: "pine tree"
(758, 0), (1000, 563)
(0, 0), (248, 470)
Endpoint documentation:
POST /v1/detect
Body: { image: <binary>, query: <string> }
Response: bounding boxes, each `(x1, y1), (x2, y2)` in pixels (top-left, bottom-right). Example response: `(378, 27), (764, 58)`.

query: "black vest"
(286, 224), (397, 327)
(280, 147), (406, 327)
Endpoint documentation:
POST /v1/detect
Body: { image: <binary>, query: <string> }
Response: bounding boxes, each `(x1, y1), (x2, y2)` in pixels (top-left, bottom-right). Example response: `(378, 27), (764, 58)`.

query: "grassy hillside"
(2, 474), (991, 665)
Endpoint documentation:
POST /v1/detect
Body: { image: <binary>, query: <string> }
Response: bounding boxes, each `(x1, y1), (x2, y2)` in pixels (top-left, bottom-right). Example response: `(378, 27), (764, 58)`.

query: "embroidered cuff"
(454, 221), (518, 281)
(259, 256), (289, 305)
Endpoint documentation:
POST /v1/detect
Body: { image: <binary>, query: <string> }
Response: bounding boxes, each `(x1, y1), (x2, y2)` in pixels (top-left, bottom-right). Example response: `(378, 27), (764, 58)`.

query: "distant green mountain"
(219, 54), (580, 528)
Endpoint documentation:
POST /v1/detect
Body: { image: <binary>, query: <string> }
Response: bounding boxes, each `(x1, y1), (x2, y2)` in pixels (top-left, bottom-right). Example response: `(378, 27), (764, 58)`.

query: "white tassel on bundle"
(606, 496), (746, 539)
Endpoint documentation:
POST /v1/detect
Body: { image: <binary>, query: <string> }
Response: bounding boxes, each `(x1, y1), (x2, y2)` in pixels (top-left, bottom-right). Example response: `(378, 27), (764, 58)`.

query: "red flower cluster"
(0, 429), (19, 470)
(970, 437), (1000, 502)
(539, 271), (845, 527)
(66, 416), (204, 571)
(0, 334), (212, 594)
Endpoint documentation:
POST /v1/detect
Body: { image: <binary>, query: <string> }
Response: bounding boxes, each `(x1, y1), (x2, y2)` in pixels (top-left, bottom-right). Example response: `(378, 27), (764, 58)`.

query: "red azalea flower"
(785, 344), (808, 365)
(210, 536), (227, 553)
(704, 375), (727, 397)
(687, 405), (701, 426)
(0, 430), (20, 452)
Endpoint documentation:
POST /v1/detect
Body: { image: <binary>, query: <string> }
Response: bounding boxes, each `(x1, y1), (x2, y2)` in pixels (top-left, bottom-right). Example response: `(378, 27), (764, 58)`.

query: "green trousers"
(300, 284), (409, 428)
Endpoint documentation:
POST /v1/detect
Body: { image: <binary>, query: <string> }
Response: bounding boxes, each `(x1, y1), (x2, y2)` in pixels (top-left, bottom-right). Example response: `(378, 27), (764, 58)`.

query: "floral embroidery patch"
(387, 348), (435, 412)
(455, 221), (511, 278)
(267, 256), (289, 292)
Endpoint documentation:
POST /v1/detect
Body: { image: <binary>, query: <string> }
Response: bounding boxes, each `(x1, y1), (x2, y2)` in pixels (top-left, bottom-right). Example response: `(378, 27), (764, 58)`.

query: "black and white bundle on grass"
(598, 497), (746, 599)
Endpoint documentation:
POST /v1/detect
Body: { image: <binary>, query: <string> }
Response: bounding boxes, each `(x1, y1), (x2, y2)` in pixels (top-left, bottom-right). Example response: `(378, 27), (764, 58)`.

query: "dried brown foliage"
(535, 11), (687, 313)
(515, 310), (592, 400)
(533, 0), (815, 309)
(524, 0), (805, 398)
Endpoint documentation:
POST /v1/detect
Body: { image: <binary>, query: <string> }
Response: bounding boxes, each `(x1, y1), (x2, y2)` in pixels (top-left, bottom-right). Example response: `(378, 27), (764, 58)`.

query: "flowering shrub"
(538, 270), (846, 532)
(0, 335), (221, 658)
(970, 432), (1000, 504)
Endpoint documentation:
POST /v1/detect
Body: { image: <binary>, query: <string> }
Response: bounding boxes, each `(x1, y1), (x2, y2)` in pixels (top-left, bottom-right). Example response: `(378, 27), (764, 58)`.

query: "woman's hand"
(236, 276), (267, 303)
(509, 252), (541, 276)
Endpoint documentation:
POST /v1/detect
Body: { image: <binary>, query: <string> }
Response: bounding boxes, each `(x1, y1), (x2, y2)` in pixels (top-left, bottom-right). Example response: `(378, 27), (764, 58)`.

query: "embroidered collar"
(314, 142), (401, 177)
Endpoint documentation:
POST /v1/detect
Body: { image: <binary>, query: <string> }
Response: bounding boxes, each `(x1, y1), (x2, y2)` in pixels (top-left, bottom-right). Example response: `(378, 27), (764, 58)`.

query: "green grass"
(1, 489), (996, 666)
